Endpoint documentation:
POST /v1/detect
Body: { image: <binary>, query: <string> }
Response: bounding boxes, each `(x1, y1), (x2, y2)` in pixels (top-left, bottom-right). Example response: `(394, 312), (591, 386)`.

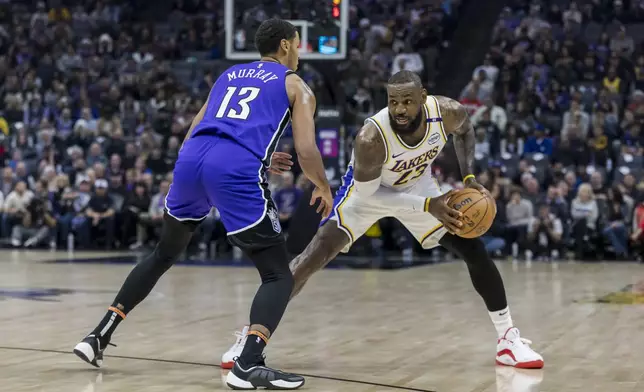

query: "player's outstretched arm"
(287, 74), (333, 216)
(437, 96), (489, 195)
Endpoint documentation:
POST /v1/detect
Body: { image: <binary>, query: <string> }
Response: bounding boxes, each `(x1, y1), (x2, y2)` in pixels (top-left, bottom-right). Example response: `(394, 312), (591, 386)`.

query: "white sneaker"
(221, 325), (249, 369)
(496, 327), (544, 369)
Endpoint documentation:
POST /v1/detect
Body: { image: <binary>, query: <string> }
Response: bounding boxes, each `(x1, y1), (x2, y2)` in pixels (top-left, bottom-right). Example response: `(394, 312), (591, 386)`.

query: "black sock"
(91, 305), (125, 346)
(90, 213), (197, 346)
(238, 332), (268, 367)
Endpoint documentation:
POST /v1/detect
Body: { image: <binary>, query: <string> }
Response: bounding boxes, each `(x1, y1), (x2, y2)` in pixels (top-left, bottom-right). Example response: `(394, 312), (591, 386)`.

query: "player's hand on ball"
(464, 177), (491, 197)
(428, 189), (463, 235)
(267, 152), (293, 175)
(311, 186), (333, 218)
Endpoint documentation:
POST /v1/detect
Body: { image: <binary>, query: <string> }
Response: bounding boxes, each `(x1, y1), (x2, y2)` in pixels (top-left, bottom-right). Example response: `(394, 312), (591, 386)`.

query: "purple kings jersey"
(191, 61), (293, 163)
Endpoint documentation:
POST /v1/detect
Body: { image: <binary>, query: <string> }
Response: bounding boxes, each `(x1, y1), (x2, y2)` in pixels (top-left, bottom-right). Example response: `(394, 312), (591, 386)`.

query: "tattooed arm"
(437, 96), (489, 194)
(354, 123), (435, 212)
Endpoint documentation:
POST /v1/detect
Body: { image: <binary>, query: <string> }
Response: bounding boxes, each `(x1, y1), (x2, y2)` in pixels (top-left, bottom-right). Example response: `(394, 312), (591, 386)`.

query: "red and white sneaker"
(221, 325), (249, 369)
(496, 327), (544, 369)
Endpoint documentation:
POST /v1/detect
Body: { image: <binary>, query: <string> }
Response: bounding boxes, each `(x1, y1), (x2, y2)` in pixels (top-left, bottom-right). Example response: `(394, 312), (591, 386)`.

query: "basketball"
(447, 189), (496, 239)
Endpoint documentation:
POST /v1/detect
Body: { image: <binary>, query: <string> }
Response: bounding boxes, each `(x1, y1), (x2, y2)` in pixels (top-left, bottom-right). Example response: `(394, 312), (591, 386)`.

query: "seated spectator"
(499, 125), (524, 156)
(524, 52), (550, 85)
(522, 175), (541, 207)
(124, 182), (151, 249)
(473, 109), (502, 157)
(0, 167), (15, 197)
(528, 204), (563, 260)
(391, 44), (424, 76)
(197, 208), (227, 255)
(471, 98), (507, 132)
(621, 124), (644, 156)
(10, 190), (55, 248)
(634, 57), (644, 91)
(576, 53), (602, 83)
(474, 127), (490, 157)
(273, 172), (302, 233)
(630, 197), (644, 260)
(593, 89), (620, 136)
(570, 183), (599, 259)
(610, 25), (634, 57)
(480, 183), (507, 255)
(459, 83), (483, 115)
(603, 186), (630, 259)
(622, 173), (639, 200)
(589, 171), (607, 199)
(562, 101), (590, 139)
(505, 189), (533, 258)
(524, 125), (553, 156)
(132, 180), (169, 249)
(589, 126), (610, 167)
(541, 184), (568, 221)
(3, 181), (34, 237)
(80, 179), (115, 249)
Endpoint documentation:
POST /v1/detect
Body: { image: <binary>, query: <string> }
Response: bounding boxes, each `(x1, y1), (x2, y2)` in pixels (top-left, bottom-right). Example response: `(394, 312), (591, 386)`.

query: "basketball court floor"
(1, 250), (643, 391)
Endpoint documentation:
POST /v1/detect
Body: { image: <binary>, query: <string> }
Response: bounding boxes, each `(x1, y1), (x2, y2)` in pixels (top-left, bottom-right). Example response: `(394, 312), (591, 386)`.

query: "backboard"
(225, 0), (349, 61)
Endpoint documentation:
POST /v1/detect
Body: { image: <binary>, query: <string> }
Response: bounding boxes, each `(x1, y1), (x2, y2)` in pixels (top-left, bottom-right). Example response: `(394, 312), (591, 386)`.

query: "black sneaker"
(73, 334), (115, 368)
(226, 358), (305, 390)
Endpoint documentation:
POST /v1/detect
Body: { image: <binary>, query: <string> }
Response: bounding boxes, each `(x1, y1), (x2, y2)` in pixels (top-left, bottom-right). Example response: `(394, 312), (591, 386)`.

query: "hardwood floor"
(0, 250), (642, 391)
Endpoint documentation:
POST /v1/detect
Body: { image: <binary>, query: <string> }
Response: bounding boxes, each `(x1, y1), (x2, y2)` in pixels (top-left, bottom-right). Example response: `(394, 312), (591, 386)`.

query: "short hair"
(255, 19), (297, 56)
(387, 70), (423, 88)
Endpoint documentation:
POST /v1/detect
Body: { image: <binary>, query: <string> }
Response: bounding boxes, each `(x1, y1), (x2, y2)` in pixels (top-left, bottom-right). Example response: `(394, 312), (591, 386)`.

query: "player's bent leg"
(74, 212), (201, 368)
(439, 234), (544, 369)
(221, 222), (351, 369)
(225, 215), (304, 390)
(222, 216), (355, 370)
(290, 221), (351, 298)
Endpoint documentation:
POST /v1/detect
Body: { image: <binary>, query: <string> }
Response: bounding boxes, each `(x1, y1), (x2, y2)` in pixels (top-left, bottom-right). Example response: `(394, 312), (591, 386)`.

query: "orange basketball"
(447, 188), (497, 239)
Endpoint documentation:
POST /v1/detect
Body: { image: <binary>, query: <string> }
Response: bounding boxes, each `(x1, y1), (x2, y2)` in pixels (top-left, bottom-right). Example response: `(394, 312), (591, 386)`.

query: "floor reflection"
(496, 366), (544, 392)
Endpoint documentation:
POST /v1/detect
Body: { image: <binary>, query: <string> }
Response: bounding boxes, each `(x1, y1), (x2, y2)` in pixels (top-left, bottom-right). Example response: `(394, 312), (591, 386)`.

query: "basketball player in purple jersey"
(73, 19), (332, 390)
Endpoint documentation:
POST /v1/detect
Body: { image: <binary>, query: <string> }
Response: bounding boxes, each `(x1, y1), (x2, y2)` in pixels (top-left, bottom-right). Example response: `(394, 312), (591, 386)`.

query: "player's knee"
(460, 237), (493, 266)
(443, 234), (491, 267)
(259, 256), (293, 284)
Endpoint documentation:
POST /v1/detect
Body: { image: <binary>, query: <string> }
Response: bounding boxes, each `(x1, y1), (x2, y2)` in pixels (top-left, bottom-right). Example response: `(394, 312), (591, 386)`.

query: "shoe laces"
(233, 331), (245, 344)
(234, 354), (267, 369)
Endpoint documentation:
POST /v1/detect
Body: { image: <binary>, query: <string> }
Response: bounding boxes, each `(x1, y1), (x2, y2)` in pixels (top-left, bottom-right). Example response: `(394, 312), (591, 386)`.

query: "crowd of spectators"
(0, 0), (461, 256)
(0, 0), (217, 252)
(446, 0), (644, 261)
(13, 0), (643, 264)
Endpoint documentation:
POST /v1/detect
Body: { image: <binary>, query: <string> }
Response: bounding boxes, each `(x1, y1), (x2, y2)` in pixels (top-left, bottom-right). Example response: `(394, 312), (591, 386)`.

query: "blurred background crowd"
(2, 0), (644, 264)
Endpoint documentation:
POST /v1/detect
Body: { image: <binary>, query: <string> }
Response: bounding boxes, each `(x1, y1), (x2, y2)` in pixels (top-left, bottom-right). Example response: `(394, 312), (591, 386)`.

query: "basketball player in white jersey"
(223, 70), (544, 370)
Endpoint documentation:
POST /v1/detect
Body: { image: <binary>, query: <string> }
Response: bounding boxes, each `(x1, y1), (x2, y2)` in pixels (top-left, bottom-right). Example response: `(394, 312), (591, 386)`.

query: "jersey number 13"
(215, 86), (260, 120)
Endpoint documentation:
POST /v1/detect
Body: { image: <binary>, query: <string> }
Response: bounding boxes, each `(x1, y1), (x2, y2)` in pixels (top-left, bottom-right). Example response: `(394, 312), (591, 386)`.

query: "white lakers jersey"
(362, 95), (448, 191)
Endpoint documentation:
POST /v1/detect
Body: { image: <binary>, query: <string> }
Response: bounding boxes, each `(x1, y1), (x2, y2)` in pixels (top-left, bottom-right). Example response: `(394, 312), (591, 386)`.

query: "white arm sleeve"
(353, 177), (381, 198)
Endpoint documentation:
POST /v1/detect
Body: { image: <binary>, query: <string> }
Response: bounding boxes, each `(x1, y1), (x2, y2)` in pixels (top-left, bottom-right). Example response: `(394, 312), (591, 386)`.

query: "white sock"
(489, 307), (513, 338)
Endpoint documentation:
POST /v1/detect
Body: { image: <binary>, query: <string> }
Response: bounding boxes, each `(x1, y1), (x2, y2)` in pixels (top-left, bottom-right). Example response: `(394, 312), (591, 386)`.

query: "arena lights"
(332, 0), (341, 18)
